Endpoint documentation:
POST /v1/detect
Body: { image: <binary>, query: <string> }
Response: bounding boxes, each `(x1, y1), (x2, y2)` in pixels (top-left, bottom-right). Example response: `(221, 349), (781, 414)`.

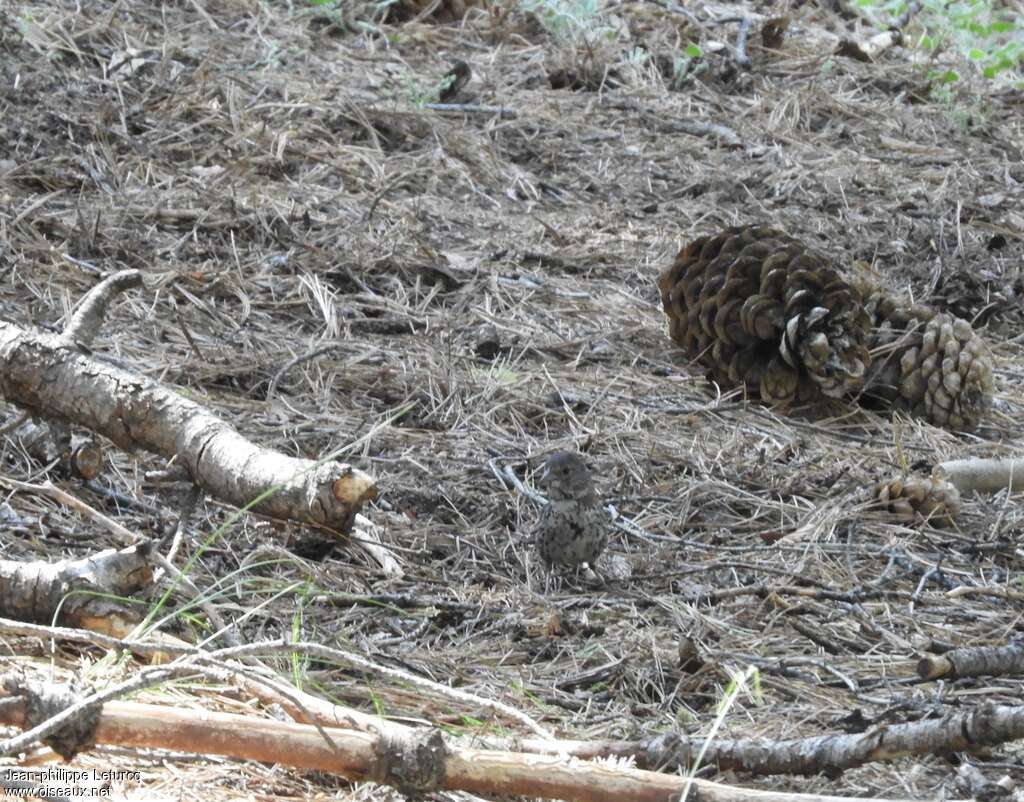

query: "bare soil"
(1, 1), (1023, 799)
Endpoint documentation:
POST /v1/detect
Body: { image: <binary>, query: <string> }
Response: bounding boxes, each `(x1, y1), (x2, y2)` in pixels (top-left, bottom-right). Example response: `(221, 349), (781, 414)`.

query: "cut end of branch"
(917, 655), (952, 681)
(333, 466), (378, 507)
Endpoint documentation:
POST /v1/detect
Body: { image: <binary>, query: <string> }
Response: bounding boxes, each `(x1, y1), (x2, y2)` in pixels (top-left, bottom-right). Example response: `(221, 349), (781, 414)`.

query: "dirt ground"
(1, 0), (1023, 799)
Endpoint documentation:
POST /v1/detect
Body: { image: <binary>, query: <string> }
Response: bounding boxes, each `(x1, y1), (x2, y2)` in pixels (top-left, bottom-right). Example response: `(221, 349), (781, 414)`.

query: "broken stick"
(0, 270), (376, 531)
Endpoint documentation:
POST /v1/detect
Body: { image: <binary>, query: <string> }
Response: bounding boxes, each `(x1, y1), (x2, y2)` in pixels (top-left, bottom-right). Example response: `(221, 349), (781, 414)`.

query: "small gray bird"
(535, 450), (609, 568)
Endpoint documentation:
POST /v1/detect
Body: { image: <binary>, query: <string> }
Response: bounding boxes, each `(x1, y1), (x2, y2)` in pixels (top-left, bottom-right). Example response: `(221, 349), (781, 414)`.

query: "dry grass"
(1, 0), (1023, 799)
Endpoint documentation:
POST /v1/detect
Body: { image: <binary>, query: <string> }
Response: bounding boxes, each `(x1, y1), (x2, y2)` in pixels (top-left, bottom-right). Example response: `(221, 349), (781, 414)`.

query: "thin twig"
(195, 639), (554, 739)
(423, 102), (516, 117)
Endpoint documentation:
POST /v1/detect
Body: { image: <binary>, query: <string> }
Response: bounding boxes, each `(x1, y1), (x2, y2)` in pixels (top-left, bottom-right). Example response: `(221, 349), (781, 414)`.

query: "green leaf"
(981, 60), (1015, 78)
(684, 43), (702, 58)
(938, 69), (959, 84)
(967, 48), (985, 60)
(989, 21), (1015, 33)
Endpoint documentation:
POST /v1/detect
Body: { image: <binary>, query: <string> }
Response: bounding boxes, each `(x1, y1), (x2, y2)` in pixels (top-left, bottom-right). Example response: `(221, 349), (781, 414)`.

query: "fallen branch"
(635, 704), (1024, 776)
(0, 270), (376, 531)
(918, 642), (1024, 681)
(933, 458), (1024, 495)
(0, 475), (240, 652)
(4, 418), (104, 480)
(225, 641), (1016, 781)
(0, 676), (973, 802)
(0, 621), (998, 799)
(0, 541), (154, 632)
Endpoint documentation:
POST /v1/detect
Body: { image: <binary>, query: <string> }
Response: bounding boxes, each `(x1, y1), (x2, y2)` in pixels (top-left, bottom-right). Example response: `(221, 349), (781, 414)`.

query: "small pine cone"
(862, 289), (994, 430)
(657, 225), (872, 405)
(873, 475), (961, 525)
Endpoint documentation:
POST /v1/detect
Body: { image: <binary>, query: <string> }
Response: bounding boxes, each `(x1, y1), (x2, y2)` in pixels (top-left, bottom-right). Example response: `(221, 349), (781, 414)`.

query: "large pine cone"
(861, 289), (994, 430)
(657, 226), (872, 405)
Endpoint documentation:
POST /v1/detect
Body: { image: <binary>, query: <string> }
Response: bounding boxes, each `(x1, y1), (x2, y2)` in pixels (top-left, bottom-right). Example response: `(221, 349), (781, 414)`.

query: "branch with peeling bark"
(0, 673), (980, 802)
(0, 542), (154, 631)
(380, 697), (1024, 782)
(0, 618), (1007, 802)
(241, 661), (1024, 783)
(0, 270), (376, 532)
(919, 642), (1024, 681)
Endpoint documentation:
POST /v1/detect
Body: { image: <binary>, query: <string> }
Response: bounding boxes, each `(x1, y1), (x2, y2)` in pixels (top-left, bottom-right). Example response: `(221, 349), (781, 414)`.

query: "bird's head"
(539, 450), (595, 501)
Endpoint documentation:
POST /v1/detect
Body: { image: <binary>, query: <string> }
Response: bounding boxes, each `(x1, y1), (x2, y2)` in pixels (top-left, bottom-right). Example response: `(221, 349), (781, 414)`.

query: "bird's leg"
(543, 568), (564, 594)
